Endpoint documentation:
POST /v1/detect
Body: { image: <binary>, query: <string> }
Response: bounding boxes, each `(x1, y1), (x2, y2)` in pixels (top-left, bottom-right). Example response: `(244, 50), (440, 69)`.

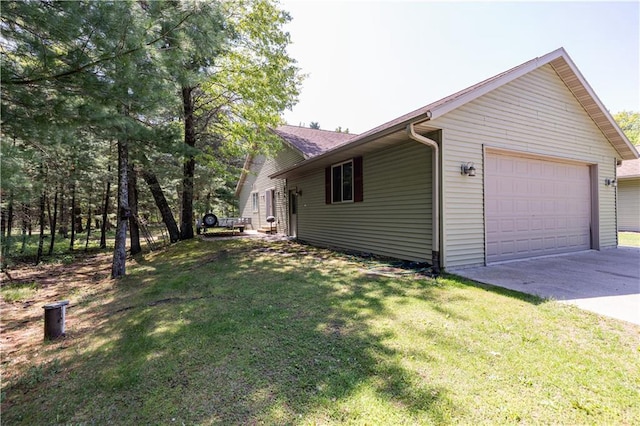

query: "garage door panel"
(531, 218), (543, 230)
(486, 152), (591, 263)
(486, 241), (499, 256)
(515, 200), (528, 213)
(501, 218), (515, 232)
(515, 218), (529, 231)
(530, 238), (543, 251)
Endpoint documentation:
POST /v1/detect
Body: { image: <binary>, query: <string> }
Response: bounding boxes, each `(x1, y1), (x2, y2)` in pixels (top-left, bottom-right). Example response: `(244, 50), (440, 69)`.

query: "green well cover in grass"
(2, 239), (639, 425)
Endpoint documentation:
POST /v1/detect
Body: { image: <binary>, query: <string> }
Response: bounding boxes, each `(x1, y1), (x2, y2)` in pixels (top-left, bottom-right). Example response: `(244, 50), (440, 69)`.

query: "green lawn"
(619, 231), (640, 247)
(1, 224), (168, 267)
(2, 238), (639, 425)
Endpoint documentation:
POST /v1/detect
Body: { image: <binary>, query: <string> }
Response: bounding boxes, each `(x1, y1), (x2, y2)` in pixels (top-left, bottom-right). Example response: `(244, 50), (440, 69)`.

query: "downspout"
(406, 122), (440, 274)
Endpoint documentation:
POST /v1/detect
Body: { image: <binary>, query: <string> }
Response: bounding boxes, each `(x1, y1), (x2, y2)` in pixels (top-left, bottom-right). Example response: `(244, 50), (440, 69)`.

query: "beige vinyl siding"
(617, 178), (640, 232)
(431, 64), (619, 269)
(289, 140), (432, 262)
(237, 147), (304, 232)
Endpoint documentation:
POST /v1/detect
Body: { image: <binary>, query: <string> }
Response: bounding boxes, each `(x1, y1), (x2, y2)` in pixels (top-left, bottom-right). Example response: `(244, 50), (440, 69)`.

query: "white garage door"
(485, 152), (591, 263)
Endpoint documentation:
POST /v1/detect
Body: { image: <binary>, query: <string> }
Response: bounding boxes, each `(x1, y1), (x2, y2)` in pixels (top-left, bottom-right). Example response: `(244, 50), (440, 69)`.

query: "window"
(332, 160), (353, 203)
(325, 156), (363, 204)
(251, 192), (259, 212)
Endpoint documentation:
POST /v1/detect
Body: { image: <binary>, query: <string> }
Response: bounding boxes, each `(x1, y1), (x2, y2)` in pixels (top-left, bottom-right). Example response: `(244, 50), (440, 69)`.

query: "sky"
(280, 1), (640, 134)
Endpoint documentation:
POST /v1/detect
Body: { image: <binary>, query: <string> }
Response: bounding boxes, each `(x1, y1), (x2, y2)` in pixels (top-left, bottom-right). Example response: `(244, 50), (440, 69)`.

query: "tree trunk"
(85, 187), (92, 251)
(27, 205), (32, 236)
(20, 203), (28, 253)
(140, 168), (180, 243)
(180, 86), (196, 240)
(0, 206), (6, 240)
(111, 137), (129, 278)
(59, 186), (68, 238)
(2, 192), (14, 257)
(6, 194), (13, 240)
(74, 206), (83, 232)
(100, 165), (111, 249)
(69, 182), (76, 250)
(36, 191), (46, 265)
(128, 162), (141, 255)
(48, 188), (59, 255)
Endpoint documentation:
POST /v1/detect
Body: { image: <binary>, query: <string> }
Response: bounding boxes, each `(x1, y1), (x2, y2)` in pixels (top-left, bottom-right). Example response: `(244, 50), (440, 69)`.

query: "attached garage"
(485, 151), (592, 263)
(265, 48), (639, 271)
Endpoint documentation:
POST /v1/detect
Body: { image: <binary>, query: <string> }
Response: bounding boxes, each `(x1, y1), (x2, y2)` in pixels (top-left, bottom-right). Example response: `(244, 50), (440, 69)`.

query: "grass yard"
(0, 225), (169, 269)
(2, 238), (639, 425)
(619, 231), (640, 247)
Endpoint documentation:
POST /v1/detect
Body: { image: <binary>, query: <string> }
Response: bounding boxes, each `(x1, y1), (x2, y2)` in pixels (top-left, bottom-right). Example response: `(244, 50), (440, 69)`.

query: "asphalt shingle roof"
(274, 125), (356, 158)
(618, 156), (640, 178)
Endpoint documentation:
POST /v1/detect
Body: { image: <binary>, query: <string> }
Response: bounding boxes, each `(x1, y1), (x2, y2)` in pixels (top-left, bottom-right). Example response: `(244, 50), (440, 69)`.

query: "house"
(239, 48), (639, 271)
(235, 125), (354, 234)
(617, 157), (640, 232)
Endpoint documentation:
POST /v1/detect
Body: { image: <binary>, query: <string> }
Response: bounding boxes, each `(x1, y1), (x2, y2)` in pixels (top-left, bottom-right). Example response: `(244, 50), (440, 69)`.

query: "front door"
(289, 190), (298, 238)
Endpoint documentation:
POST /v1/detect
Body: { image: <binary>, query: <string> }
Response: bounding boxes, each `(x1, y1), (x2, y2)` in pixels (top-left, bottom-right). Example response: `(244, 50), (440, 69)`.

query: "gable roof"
(234, 125), (355, 196)
(617, 156), (640, 179)
(274, 125), (355, 159)
(272, 48), (638, 179)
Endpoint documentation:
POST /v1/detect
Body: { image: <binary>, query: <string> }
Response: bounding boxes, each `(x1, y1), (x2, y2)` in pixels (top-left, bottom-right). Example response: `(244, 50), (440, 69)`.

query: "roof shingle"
(274, 125), (356, 158)
(618, 156), (640, 179)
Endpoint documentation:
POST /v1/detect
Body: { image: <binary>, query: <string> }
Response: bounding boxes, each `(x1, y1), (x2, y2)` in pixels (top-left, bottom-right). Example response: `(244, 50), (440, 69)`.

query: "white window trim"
(251, 192), (259, 213)
(331, 159), (354, 204)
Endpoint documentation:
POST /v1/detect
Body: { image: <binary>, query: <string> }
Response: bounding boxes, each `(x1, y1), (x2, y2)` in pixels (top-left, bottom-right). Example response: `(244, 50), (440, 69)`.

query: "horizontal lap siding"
(238, 158), (261, 225)
(290, 141), (432, 262)
(433, 64), (619, 269)
(237, 148), (304, 232)
(617, 179), (640, 232)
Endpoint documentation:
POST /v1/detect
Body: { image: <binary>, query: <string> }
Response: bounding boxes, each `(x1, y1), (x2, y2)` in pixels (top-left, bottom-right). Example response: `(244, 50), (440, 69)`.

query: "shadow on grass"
(444, 272), (547, 306)
(3, 238), (462, 424)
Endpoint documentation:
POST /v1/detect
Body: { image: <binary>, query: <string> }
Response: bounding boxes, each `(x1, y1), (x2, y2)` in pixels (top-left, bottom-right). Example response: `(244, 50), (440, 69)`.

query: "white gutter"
(406, 122), (440, 272)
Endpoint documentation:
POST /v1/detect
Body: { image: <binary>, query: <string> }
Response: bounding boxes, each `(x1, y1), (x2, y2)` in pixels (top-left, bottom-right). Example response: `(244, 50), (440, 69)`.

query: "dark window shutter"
(325, 166), (331, 204)
(354, 156), (363, 202)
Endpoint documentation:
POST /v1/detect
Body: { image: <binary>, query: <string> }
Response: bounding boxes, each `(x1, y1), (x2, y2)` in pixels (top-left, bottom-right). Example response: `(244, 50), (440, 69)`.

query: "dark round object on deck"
(266, 215), (276, 223)
(203, 213), (218, 228)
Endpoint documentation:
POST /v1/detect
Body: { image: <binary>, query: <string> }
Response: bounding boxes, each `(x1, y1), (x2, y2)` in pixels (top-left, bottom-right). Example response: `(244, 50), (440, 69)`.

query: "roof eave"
(269, 114), (431, 179)
(234, 154), (254, 197)
(275, 133), (309, 159)
(270, 47), (638, 180)
(428, 47), (638, 160)
(546, 50), (638, 160)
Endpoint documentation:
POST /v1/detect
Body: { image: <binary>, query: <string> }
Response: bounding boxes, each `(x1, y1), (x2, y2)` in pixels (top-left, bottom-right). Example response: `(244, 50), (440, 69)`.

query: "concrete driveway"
(451, 248), (640, 325)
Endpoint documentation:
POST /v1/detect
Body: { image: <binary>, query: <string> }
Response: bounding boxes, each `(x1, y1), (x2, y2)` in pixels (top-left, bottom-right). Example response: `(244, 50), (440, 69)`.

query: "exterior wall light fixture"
(290, 186), (302, 196)
(461, 162), (476, 176)
(605, 178), (617, 187)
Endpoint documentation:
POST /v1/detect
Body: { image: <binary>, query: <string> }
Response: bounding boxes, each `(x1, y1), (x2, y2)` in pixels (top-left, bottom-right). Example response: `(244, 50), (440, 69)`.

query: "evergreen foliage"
(1, 0), (302, 276)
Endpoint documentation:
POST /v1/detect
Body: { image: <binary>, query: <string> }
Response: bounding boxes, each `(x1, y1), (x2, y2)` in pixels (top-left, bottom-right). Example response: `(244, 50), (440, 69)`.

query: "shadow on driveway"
(450, 248), (640, 325)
